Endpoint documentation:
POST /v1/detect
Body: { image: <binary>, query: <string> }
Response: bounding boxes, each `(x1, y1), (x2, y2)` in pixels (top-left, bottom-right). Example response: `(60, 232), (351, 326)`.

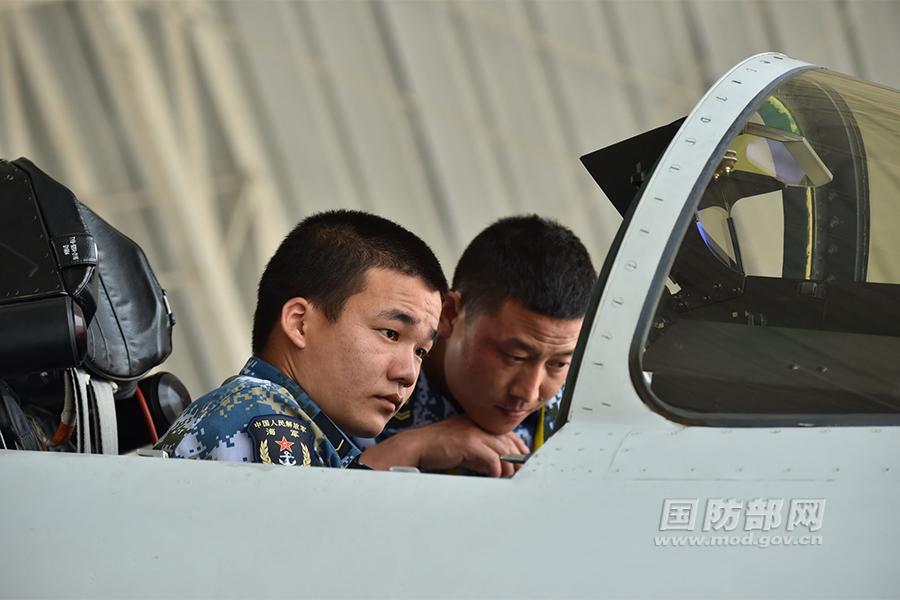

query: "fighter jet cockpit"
(639, 67), (900, 423)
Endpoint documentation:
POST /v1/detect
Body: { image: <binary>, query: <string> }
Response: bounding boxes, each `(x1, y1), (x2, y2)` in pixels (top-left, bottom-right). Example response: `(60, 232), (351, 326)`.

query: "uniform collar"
(240, 357), (360, 465)
(418, 369), (464, 416)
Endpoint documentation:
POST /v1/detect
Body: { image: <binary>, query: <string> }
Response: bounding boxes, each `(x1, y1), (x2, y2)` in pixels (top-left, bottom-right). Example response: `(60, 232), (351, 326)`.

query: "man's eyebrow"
(501, 339), (576, 357)
(378, 309), (418, 326)
(501, 338), (539, 356)
(379, 309), (438, 342)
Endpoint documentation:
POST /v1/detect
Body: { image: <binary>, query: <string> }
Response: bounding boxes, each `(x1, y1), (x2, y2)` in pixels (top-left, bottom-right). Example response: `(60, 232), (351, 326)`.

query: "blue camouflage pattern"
(154, 357), (360, 467)
(375, 370), (563, 450)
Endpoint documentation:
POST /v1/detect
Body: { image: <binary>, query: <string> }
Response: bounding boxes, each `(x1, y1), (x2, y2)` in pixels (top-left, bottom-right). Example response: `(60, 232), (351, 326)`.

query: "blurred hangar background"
(1, 0), (898, 395)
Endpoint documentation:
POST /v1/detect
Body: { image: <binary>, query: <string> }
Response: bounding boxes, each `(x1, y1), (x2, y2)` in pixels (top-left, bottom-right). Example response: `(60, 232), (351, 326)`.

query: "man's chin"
(472, 415), (519, 436)
(346, 418), (390, 439)
(475, 405), (538, 435)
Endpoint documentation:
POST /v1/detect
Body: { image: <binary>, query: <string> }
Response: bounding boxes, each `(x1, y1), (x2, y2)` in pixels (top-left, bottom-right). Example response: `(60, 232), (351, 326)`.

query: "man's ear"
(438, 291), (463, 338)
(280, 297), (313, 350)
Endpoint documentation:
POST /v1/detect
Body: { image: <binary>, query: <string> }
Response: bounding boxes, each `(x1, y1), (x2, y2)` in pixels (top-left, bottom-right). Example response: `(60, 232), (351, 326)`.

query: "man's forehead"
(370, 293), (441, 320)
(357, 268), (440, 301)
(468, 298), (582, 328)
(355, 270), (441, 322)
(466, 298), (583, 347)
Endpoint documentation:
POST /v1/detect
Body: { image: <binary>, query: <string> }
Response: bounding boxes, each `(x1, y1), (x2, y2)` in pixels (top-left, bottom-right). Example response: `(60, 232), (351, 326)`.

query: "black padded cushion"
(79, 204), (174, 382)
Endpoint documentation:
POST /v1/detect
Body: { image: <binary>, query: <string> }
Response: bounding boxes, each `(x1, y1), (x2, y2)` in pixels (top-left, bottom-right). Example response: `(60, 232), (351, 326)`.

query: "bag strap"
(91, 379), (118, 455)
(73, 370), (92, 453)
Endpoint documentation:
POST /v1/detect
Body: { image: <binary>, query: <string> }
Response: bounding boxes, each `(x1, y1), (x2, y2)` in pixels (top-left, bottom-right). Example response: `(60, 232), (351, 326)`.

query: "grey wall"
(1, 0), (898, 394)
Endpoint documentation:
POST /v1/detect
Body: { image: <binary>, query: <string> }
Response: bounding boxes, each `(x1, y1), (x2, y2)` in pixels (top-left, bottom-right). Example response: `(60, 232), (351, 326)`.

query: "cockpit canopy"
(593, 66), (900, 424)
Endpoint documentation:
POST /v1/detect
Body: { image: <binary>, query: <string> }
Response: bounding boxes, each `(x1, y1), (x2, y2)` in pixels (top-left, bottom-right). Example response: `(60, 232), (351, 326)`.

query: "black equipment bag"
(0, 158), (99, 375)
(0, 158), (175, 382)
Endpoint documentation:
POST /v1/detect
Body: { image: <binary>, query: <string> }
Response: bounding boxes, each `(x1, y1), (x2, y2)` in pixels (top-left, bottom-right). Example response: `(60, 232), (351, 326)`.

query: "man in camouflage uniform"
(155, 210), (447, 468)
(155, 357), (360, 466)
(360, 215), (595, 477)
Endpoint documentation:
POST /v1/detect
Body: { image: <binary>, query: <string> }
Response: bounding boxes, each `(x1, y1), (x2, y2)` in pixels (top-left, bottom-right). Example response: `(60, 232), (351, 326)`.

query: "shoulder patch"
(247, 415), (316, 466)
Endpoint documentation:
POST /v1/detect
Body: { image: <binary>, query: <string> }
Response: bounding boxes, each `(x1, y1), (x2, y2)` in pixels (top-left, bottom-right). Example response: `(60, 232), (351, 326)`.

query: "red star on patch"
(274, 436), (295, 452)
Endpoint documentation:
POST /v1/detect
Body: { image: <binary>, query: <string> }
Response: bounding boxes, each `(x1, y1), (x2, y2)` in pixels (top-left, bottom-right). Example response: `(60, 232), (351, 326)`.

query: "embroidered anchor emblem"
(274, 435), (296, 465)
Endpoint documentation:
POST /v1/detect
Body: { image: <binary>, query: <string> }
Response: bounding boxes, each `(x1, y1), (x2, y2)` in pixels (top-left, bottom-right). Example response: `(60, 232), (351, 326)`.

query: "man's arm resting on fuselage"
(360, 415), (529, 477)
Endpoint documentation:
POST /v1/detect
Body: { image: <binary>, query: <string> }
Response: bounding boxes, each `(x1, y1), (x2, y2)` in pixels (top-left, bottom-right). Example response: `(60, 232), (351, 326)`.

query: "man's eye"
(503, 353), (527, 363)
(380, 329), (399, 341)
(549, 360), (570, 370)
(415, 347), (429, 359)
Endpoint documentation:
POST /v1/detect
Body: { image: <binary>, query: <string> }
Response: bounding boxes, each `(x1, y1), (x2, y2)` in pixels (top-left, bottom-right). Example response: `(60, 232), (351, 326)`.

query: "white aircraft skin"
(2, 53), (899, 598)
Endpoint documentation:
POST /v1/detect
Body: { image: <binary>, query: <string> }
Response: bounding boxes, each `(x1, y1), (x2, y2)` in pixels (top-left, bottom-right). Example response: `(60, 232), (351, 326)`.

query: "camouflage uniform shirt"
(375, 370), (563, 450)
(155, 357), (361, 467)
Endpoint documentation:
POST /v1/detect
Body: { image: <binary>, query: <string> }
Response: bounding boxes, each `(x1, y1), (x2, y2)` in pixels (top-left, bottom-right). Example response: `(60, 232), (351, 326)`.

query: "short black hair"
(252, 210), (447, 354)
(452, 215), (595, 320)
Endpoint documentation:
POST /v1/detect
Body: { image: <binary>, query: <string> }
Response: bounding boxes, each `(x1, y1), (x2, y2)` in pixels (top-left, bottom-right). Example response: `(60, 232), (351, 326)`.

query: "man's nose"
(388, 348), (418, 388)
(509, 364), (543, 405)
